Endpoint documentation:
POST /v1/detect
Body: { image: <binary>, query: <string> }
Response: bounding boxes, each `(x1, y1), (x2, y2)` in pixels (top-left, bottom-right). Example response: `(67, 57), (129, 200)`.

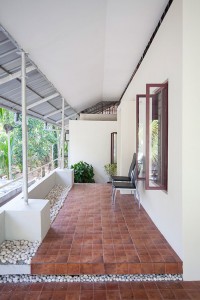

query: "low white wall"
(28, 172), (56, 199)
(28, 168), (74, 199)
(55, 169), (74, 187)
(0, 211), (5, 244)
(0, 168), (74, 243)
(69, 120), (117, 183)
(80, 113), (117, 121)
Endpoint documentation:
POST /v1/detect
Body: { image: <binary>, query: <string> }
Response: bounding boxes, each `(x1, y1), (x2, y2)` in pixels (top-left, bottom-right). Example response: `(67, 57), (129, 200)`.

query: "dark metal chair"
(111, 153), (136, 200)
(111, 153), (136, 183)
(112, 167), (141, 208)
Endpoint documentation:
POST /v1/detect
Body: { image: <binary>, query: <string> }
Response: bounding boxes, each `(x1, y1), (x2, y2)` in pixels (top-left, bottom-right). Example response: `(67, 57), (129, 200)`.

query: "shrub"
(104, 163), (117, 181)
(71, 161), (95, 183)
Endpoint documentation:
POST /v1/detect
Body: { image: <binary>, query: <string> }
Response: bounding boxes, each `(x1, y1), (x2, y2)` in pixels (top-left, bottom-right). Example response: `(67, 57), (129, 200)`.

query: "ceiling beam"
(0, 39), (9, 46)
(56, 112), (77, 123)
(44, 105), (70, 119)
(1, 57), (21, 68)
(0, 65), (36, 85)
(27, 92), (59, 110)
(0, 48), (17, 59)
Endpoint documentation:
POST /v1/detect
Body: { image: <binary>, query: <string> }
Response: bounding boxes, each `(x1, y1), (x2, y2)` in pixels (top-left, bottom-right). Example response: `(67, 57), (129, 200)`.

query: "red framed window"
(136, 82), (168, 191)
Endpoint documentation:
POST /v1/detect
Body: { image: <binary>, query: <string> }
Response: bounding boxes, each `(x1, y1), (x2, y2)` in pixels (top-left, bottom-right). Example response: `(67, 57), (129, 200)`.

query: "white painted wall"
(120, 0), (200, 280)
(69, 120), (117, 183)
(117, 101), (136, 176)
(80, 114), (117, 121)
(182, 0), (200, 280)
(121, 0), (183, 259)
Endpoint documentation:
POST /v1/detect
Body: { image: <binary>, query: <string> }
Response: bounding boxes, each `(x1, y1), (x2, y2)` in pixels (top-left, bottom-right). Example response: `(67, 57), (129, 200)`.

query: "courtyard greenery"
(0, 108), (62, 179)
(71, 161), (95, 183)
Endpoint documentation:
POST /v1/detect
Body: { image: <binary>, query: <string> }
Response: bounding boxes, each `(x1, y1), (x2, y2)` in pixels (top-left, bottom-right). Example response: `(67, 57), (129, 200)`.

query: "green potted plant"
(104, 163), (117, 182)
(71, 161), (95, 183)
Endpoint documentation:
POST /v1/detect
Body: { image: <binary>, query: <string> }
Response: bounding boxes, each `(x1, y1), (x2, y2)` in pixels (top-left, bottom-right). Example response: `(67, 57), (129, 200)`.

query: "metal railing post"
(7, 131), (12, 180)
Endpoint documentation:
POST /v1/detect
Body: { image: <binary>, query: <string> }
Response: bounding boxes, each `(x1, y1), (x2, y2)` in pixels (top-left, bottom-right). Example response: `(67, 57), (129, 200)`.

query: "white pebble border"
(45, 184), (71, 224)
(0, 240), (40, 265)
(0, 185), (71, 266)
(0, 274), (182, 284)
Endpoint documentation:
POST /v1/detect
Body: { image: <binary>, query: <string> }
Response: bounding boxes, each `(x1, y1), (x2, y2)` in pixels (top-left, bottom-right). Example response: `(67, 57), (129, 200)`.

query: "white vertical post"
(7, 130), (12, 180)
(61, 98), (65, 169)
(21, 51), (28, 204)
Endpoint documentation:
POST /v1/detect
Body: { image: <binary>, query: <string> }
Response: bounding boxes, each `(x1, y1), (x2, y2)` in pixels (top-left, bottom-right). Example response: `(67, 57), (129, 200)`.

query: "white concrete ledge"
(0, 168), (74, 244)
(28, 168), (74, 199)
(3, 198), (50, 242)
(0, 179), (35, 205)
(0, 264), (31, 275)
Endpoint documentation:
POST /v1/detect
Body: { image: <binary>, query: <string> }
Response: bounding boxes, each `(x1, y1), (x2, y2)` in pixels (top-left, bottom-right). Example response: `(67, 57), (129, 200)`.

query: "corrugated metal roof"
(0, 25), (78, 127)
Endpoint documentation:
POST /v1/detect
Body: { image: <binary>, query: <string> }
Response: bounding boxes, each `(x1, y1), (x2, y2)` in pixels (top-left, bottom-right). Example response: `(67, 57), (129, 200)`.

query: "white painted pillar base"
(3, 199), (50, 242)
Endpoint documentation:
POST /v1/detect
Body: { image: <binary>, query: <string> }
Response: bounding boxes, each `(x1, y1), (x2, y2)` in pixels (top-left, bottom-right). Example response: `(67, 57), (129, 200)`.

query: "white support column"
(7, 131), (12, 180)
(61, 98), (65, 169)
(21, 51), (28, 204)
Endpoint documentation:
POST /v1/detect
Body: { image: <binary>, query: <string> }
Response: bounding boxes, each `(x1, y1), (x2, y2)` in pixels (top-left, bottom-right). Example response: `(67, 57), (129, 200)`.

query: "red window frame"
(136, 94), (146, 180)
(136, 82), (168, 191)
(145, 82), (168, 190)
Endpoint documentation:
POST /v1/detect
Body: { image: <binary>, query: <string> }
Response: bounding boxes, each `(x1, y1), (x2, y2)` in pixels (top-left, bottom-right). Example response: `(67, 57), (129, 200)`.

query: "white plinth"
(0, 211), (5, 244)
(56, 168), (74, 186)
(4, 198), (50, 242)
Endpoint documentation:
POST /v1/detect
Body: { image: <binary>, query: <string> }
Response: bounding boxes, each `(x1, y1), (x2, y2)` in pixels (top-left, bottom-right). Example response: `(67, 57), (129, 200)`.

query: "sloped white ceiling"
(0, 0), (168, 112)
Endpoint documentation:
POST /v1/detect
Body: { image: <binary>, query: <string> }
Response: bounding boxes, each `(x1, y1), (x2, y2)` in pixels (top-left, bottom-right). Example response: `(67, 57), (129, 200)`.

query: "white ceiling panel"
(0, 0), (169, 112)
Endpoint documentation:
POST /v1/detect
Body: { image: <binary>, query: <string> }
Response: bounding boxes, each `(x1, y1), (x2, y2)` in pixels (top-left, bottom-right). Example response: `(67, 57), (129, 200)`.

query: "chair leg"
(113, 188), (117, 204)
(112, 187), (115, 202)
(136, 186), (141, 209)
(133, 189), (136, 201)
(111, 181), (114, 200)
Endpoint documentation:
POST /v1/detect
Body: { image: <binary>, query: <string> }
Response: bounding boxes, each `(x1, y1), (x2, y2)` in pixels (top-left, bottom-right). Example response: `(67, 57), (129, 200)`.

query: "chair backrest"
(130, 167), (136, 186)
(131, 170), (135, 185)
(128, 153), (136, 177)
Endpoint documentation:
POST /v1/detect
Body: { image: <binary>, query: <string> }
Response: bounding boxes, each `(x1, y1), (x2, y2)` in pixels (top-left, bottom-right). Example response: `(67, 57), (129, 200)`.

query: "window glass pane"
(146, 83), (168, 190)
(111, 132), (117, 164)
(136, 95), (146, 179)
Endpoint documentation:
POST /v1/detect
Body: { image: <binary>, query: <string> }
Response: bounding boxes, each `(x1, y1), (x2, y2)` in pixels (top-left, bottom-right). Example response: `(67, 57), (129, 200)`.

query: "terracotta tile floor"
(1, 281), (200, 299)
(31, 184), (182, 275)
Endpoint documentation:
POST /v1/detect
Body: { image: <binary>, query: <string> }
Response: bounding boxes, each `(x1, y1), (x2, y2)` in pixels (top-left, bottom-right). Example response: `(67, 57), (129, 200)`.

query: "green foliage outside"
(0, 108), (62, 178)
(0, 136), (10, 177)
(138, 120), (159, 169)
(150, 120), (159, 168)
(71, 161), (95, 183)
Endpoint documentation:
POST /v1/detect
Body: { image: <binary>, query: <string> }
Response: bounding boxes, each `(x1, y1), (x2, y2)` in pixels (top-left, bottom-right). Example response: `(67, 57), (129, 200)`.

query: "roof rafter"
(0, 48), (17, 58)
(0, 65), (36, 85)
(44, 105), (70, 119)
(0, 39), (9, 46)
(0, 24), (77, 126)
(27, 92), (59, 109)
(56, 112), (78, 123)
